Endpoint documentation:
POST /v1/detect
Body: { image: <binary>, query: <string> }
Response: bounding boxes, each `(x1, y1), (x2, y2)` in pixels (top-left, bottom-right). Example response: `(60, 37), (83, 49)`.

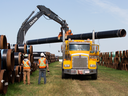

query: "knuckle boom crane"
(16, 5), (72, 44)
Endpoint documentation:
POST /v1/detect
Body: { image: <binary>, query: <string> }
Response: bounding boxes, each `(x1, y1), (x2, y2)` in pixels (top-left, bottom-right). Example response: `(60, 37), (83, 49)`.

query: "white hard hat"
(40, 53), (45, 57)
(24, 54), (28, 58)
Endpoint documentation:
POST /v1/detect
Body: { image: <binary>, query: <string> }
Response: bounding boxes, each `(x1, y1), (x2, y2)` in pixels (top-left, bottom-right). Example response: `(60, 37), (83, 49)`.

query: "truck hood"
(69, 51), (89, 57)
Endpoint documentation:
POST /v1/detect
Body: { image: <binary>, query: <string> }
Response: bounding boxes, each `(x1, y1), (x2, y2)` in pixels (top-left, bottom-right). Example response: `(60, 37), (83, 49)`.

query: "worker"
(38, 53), (50, 84)
(58, 31), (63, 40)
(66, 30), (73, 36)
(22, 54), (31, 85)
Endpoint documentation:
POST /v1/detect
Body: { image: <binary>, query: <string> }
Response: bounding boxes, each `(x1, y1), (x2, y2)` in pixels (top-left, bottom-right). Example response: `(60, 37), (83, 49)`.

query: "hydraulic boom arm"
(16, 5), (69, 44)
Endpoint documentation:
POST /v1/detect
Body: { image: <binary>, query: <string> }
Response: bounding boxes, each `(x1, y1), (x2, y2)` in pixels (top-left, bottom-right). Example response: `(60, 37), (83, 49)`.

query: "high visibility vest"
(23, 60), (30, 69)
(38, 58), (46, 69)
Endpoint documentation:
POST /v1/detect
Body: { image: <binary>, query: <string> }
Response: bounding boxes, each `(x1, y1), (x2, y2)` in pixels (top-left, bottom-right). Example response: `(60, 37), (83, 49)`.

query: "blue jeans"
(42, 73), (44, 77)
(38, 69), (46, 84)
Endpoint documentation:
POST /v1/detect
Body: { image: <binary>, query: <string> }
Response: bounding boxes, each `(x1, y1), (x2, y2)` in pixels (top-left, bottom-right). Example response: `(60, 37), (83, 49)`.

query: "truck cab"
(62, 39), (99, 79)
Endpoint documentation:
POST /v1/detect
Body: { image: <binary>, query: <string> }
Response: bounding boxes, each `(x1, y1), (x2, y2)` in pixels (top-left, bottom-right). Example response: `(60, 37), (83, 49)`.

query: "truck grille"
(72, 56), (88, 68)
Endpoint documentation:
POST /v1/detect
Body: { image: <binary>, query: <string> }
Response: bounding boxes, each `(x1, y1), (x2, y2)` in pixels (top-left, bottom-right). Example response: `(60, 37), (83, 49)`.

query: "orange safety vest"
(23, 60), (30, 69)
(38, 58), (47, 69)
(66, 30), (73, 36)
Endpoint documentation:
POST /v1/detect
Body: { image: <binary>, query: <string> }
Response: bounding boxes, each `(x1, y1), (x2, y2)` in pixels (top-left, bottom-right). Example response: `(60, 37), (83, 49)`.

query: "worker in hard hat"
(38, 53), (50, 84)
(22, 54), (31, 85)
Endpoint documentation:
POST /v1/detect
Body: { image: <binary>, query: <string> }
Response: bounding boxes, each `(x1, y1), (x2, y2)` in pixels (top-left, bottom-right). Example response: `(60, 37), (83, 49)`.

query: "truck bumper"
(64, 69), (97, 75)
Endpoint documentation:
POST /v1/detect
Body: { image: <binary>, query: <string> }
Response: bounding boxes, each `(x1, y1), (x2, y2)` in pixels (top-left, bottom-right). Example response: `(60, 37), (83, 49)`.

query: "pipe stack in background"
(33, 51), (59, 64)
(56, 56), (59, 61)
(98, 50), (128, 71)
(50, 54), (56, 63)
(45, 52), (51, 64)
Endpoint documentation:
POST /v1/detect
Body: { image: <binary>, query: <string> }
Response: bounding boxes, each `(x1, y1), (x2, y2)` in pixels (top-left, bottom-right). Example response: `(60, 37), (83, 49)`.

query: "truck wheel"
(62, 69), (66, 79)
(92, 63), (98, 80)
(91, 73), (97, 80)
(62, 69), (69, 79)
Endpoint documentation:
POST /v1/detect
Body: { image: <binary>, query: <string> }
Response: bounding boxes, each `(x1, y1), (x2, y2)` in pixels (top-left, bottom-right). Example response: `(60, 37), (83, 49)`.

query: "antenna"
(92, 30), (95, 44)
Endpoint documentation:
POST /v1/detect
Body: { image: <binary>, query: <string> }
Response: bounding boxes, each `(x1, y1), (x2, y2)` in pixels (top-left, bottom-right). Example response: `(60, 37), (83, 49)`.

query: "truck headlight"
(64, 64), (70, 67)
(90, 64), (96, 67)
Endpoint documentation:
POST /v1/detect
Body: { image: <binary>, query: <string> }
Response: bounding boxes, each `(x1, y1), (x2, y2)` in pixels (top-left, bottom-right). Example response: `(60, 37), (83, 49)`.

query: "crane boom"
(16, 5), (68, 44)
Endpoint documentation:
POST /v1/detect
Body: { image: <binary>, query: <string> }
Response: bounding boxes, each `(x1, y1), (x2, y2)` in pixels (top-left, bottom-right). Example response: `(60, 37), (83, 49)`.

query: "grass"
(1, 62), (128, 96)
(89, 65), (128, 96)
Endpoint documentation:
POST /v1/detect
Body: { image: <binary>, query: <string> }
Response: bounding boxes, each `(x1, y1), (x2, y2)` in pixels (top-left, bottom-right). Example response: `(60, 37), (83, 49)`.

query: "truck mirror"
(92, 44), (99, 53)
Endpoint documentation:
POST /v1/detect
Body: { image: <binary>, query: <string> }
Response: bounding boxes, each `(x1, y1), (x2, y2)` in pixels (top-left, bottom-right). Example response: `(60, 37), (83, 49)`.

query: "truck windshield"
(69, 44), (90, 51)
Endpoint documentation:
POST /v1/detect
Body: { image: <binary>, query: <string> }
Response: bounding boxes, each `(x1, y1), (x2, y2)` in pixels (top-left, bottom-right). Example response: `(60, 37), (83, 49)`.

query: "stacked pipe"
(0, 36), (29, 94)
(28, 53), (37, 74)
(120, 50), (128, 70)
(33, 52), (41, 63)
(12, 44), (36, 74)
(55, 56), (59, 61)
(33, 51), (57, 64)
(99, 50), (128, 71)
(50, 54), (56, 63)
(0, 36), (35, 94)
(11, 44), (25, 83)
(12, 44), (35, 82)
(45, 52), (51, 64)
(33, 51), (51, 64)
(12, 44), (33, 55)
(0, 35), (15, 94)
(14, 52), (23, 82)
(10, 44), (35, 83)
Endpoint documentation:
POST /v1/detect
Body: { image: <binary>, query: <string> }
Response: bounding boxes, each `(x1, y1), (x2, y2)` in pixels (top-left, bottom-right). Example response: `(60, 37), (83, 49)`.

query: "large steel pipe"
(33, 51), (50, 57)
(1, 49), (14, 71)
(18, 44), (27, 53)
(14, 52), (23, 66)
(28, 54), (33, 64)
(33, 52), (42, 57)
(14, 66), (20, 82)
(0, 70), (8, 94)
(26, 29), (126, 45)
(33, 52), (43, 63)
(7, 43), (10, 49)
(12, 44), (28, 54)
(0, 35), (7, 49)
(12, 44), (18, 52)
(33, 52), (47, 63)
(8, 71), (15, 84)
(0, 51), (2, 70)
(33, 56), (40, 63)
(27, 45), (33, 55)
(19, 66), (23, 81)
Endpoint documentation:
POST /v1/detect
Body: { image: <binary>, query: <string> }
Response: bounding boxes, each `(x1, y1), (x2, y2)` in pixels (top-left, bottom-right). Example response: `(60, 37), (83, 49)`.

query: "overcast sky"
(0, 0), (128, 56)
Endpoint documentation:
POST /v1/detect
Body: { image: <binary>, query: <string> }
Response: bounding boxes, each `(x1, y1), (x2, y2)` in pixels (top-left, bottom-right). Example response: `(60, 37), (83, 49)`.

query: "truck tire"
(91, 73), (97, 80)
(62, 69), (69, 79)
(62, 69), (66, 79)
(91, 68), (98, 80)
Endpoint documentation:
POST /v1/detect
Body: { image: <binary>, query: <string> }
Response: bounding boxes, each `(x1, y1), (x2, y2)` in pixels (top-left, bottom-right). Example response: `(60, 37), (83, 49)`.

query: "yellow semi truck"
(61, 39), (99, 79)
